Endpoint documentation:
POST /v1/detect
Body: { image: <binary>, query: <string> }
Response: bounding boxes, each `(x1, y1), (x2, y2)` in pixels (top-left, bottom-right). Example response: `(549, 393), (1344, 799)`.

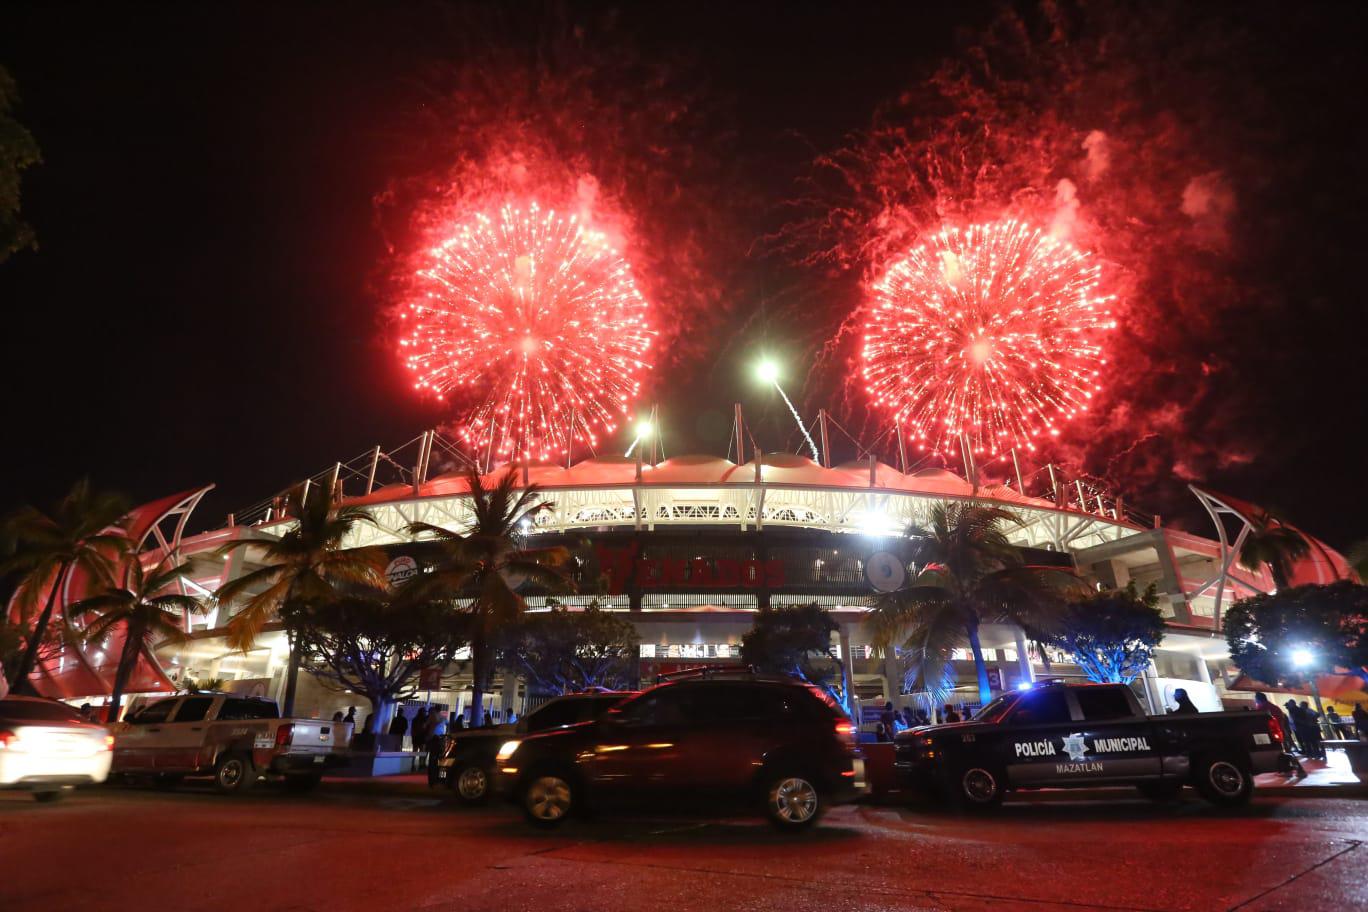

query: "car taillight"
(275, 724), (294, 748)
(0, 729), (18, 750)
(1266, 714), (1285, 746)
(103, 735), (116, 751)
(834, 720), (855, 742)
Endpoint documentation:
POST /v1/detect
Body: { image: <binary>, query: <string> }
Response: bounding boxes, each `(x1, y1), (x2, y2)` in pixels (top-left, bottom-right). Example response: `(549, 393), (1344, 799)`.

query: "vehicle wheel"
(1136, 781), (1183, 802)
(32, 789), (66, 803)
(954, 766), (1005, 810)
(522, 772), (575, 828)
(453, 764), (491, 806)
(764, 773), (823, 830)
(1194, 755), (1252, 807)
(213, 752), (258, 794)
(283, 774), (322, 793)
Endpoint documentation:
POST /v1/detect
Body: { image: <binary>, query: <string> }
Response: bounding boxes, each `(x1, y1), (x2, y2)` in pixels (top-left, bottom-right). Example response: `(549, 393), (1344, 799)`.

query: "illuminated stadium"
(16, 418), (1357, 724)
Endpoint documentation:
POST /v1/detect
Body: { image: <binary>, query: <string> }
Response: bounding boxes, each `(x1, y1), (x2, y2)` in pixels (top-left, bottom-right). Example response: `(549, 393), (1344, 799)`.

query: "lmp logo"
(1061, 733), (1090, 762)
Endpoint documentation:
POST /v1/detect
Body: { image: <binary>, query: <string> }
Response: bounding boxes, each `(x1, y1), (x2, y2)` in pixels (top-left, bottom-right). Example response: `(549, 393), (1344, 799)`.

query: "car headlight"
(495, 740), (522, 762)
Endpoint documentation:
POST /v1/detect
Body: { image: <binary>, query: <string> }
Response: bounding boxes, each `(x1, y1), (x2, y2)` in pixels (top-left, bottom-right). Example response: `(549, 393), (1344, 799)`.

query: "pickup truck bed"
(895, 681), (1284, 808)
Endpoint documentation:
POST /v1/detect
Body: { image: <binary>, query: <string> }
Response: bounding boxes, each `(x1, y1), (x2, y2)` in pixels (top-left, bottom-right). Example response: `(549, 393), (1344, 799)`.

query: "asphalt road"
(1, 780), (1364, 912)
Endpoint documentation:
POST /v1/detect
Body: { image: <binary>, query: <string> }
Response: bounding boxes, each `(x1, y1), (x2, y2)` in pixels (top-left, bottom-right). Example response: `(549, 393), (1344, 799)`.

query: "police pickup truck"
(895, 680), (1284, 808)
(112, 693), (347, 793)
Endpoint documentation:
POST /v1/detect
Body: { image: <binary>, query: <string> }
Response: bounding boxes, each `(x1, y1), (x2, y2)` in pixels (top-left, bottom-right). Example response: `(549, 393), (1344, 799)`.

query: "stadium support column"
(500, 670), (520, 722)
(1141, 661), (1165, 714)
(838, 625), (858, 721)
(1013, 627), (1036, 684)
(881, 647), (901, 706)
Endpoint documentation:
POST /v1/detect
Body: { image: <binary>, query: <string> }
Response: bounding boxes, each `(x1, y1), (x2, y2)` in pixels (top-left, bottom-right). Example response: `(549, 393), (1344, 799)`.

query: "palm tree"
(214, 484), (387, 715)
(0, 479), (131, 692)
(403, 467), (574, 726)
(70, 555), (206, 723)
(1238, 510), (1310, 590)
(870, 502), (1084, 708)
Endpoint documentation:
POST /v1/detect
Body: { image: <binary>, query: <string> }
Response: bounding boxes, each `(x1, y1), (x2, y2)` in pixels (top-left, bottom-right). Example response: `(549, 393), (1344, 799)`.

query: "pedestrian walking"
(879, 701), (897, 732)
(1353, 702), (1368, 741)
(1255, 692), (1306, 778)
(1283, 700), (1306, 753)
(1325, 707), (1349, 738)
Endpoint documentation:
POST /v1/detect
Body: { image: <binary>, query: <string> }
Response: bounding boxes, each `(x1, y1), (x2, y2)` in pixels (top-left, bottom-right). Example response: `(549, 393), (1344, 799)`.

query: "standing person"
(879, 701), (897, 732)
(412, 706), (429, 742)
(1169, 688), (1200, 714)
(1325, 707), (1348, 739)
(942, 704), (961, 723)
(424, 710), (450, 787)
(343, 706), (356, 725)
(1298, 701), (1326, 760)
(389, 706), (409, 747)
(1353, 702), (1368, 741)
(331, 710), (344, 722)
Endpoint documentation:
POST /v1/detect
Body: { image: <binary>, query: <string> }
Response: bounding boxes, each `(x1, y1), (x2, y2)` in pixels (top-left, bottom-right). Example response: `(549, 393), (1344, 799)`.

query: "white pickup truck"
(112, 693), (348, 793)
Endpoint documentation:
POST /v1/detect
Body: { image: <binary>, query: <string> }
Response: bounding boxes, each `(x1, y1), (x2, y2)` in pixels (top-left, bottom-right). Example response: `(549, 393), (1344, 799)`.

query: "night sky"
(2, 1), (1365, 549)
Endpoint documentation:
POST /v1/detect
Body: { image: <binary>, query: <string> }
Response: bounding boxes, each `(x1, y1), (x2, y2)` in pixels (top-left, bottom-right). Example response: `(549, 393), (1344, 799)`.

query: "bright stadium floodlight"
(624, 416), (655, 458)
(1291, 647), (1316, 668)
(754, 357), (820, 462)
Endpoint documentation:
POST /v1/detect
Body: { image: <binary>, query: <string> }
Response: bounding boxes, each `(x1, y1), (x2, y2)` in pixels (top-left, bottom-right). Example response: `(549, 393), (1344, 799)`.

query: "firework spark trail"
(775, 382), (821, 463)
(401, 202), (654, 461)
(861, 218), (1115, 457)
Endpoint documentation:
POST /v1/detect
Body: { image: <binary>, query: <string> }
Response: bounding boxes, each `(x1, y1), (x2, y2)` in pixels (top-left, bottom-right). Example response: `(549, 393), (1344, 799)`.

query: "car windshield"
(970, 692), (1019, 724)
(0, 699), (86, 724)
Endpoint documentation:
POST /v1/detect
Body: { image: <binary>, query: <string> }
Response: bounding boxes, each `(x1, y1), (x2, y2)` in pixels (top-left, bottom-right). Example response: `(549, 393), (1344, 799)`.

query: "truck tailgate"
(285, 720), (338, 756)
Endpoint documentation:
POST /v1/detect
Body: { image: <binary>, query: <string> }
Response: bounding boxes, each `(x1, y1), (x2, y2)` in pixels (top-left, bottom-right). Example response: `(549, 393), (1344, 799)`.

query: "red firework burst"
(861, 218), (1115, 457)
(401, 202), (653, 461)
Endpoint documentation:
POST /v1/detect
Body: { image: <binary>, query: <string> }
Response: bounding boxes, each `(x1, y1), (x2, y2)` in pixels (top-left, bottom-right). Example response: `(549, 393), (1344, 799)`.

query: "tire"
(953, 765), (1005, 810)
(213, 752), (258, 795)
(32, 790), (66, 803)
(283, 774), (322, 793)
(453, 763), (491, 806)
(1136, 780), (1183, 802)
(764, 772), (824, 831)
(1194, 755), (1253, 807)
(521, 772), (576, 828)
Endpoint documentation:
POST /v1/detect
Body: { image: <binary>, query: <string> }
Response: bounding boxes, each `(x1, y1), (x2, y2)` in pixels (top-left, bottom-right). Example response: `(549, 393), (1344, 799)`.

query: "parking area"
(2, 779), (1365, 912)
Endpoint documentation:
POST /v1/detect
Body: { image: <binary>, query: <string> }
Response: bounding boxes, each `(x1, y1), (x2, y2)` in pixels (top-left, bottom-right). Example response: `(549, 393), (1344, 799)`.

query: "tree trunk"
(106, 624), (141, 724)
(469, 633), (487, 727)
(281, 629), (301, 717)
(368, 696), (391, 735)
(10, 561), (69, 693)
(966, 617), (993, 707)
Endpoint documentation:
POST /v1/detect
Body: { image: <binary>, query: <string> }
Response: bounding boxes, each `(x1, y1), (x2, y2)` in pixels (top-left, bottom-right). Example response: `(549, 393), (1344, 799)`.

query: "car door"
(113, 698), (180, 771)
(586, 687), (693, 792)
(156, 696), (216, 771)
(999, 688), (1079, 786)
(672, 683), (792, 792)
(1068, 686), (1162, 782)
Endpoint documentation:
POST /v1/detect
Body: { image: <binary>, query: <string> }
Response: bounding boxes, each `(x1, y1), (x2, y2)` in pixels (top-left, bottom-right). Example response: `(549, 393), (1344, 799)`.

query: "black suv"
(435, 691), (634, 803)
(491, 673), (868, 830)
